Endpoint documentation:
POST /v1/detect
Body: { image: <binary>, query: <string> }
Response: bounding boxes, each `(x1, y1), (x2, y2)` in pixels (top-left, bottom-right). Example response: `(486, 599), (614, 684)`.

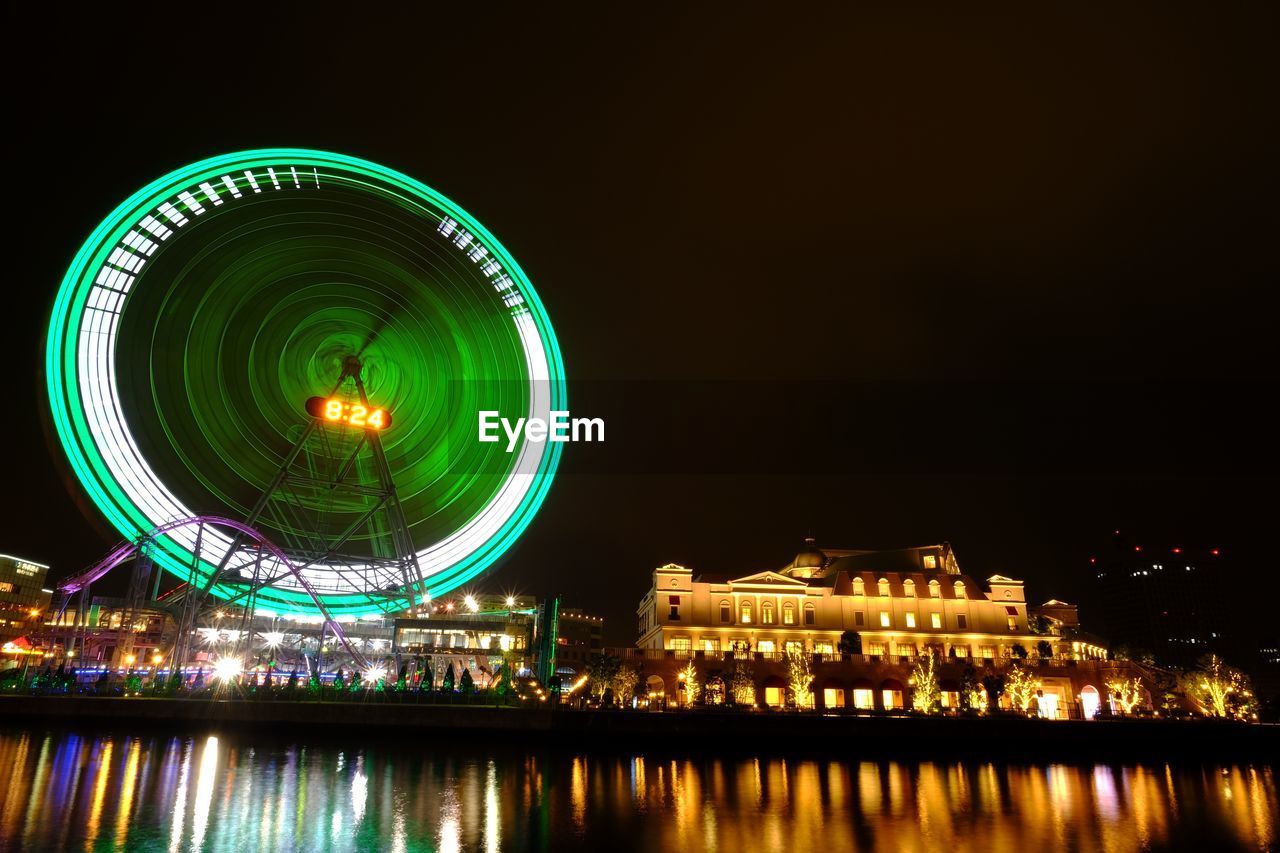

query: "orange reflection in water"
(0, 730), (1274, 852)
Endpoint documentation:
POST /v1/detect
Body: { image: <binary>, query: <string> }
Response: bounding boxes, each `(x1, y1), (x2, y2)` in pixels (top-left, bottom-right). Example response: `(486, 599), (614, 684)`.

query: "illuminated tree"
(1181, 655), (1256, 721)
(677, 660), (701, 707)
(785, 647), (814, 709)
(1004, 664), (1042, 713)
(611, 665), (639, 704)
(442, 663), (456, 692)
(910, 650), (941, 714)
(586, 652), (622, 699)
(730, 661), (757, 707)
(1106, 676), (1145, 715)
(459, 667), (474, 694)
(961, 665), (988, 714)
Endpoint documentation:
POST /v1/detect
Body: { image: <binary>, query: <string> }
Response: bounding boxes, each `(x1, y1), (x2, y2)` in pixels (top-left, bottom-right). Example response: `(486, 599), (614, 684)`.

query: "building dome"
(792, 537), (826, 569)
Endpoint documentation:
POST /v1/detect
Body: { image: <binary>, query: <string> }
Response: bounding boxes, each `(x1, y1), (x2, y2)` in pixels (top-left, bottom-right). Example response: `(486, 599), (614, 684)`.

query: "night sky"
(6, 5), (1276, 645)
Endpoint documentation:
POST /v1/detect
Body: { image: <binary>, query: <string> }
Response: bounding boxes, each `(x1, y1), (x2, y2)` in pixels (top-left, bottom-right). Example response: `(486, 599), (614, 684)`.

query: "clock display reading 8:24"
(305, 396), (393, 429)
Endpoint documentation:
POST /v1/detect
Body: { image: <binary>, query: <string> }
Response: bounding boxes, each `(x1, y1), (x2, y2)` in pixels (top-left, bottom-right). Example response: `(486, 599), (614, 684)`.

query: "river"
(0, 727), (1273, 851)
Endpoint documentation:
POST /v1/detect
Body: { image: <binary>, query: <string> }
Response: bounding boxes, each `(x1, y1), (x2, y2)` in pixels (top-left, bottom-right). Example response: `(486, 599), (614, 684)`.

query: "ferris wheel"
(46, 149), (565, 632)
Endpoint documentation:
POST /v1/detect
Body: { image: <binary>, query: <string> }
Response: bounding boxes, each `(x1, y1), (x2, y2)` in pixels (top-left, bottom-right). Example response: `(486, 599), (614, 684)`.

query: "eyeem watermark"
(479, 411), (605, 453)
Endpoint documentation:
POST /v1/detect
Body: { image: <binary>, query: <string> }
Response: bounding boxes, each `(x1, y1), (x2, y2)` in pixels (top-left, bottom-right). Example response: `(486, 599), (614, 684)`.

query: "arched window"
(720, 600), (732, 623)
(878, 578), (890, 597)
(929, 580), (941, 598)
(782, 602), (795, 625)
(852, 578), (865, 596)
(903, 579), (916, 597)
(804, 603), (816, 625)
(954, 581), (966, 599)
(740, 600), (753, 624)
(762, 602), (775, 624)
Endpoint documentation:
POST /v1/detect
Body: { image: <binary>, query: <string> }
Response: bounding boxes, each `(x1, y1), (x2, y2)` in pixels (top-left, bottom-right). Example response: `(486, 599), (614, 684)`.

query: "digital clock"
(305, 396), (393, 429)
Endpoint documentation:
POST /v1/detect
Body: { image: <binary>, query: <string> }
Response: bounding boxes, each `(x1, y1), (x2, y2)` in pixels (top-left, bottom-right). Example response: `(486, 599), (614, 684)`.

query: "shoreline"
(2, 696), (1275, 761)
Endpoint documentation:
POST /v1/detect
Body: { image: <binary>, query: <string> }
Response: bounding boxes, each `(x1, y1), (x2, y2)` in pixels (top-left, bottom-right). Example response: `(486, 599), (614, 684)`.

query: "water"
(0, 727), (1274, 852)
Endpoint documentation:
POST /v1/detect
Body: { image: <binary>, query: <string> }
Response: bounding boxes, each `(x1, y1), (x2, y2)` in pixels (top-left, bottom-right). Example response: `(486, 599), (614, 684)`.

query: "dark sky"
(6, 5), (1276, 645)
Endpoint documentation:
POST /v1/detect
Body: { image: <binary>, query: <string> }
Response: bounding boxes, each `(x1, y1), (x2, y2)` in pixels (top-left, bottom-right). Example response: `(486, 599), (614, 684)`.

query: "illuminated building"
(0, 554), (52, 647)
(634, 538), (1126, 718)
(555, 608), (605, 676)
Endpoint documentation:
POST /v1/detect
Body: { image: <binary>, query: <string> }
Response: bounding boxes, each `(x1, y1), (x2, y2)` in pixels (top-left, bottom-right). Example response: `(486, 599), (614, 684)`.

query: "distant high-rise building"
(1085, 531), (1228, 666)
(0, 554), (53, 646)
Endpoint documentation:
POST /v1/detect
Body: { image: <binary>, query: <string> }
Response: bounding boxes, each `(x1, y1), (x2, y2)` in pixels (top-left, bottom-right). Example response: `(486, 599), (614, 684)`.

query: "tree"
(785, 647), (813, 709)
(459, 667), (474, 694)
(729, 660), (756, 707)
(837, 631), (862, 655)
(981, 674), (1005, 709)
(677, 660), (701, 707)
(1010, 644), (1028, 660)
(910, 650), (941, 714)
(1027, 614), (1051, 635)
(611, 665), (639, 705)
(1004, 664), (1042, 713)
(1106, 676), (1145, 715)
(1036, 640), (1054, 660)
(585, 652), (622, 699)
(1180, 654), (1256, 721)
(442, 663), (456, 692)
(961, 666), (989, 714)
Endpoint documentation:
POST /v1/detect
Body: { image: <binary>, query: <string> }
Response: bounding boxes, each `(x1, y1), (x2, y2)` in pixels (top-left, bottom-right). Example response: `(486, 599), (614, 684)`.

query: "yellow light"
(215, 611), (226, 620)
(29, 609), (40, 618)
(464, 595), (479, 613)
(212, 657), (243, 683)
(152, 653), (163, 665)
(506, 596), (516, 607)
(123, 654), (136, 665)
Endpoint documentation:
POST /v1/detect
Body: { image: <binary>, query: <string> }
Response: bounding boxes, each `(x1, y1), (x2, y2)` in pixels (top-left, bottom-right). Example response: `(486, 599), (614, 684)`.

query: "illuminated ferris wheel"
(46, 149), (565, 632)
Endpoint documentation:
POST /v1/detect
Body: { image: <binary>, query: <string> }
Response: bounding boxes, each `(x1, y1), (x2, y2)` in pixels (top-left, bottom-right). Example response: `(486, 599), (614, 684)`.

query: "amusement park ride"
(44, 150), (566, 677)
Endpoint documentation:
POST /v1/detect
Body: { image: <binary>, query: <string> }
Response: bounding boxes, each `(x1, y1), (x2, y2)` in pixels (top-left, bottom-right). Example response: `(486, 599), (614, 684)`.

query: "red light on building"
(1134, 546), (1142, 552)
(1172, 548), (1181, 554)
(1089, 557), (1096, 564)
(1211, 549), (1220, 556)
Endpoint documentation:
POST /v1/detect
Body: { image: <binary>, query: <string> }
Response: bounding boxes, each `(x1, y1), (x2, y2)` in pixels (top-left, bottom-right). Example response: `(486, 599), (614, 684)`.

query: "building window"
(980, 646), (996, 659)
(878, 578), (890, 597)
(0, 582), (12, 593)
(702, 638), (720, 654)
(854, 611), (865, 627)
(668, 596), (681, 620)
(740, 601), (753, 624)
(784, 640), (804, 655)
(923, 555), (938, 570)
(804, 603), (816, 625)
(762, 602), (775, 624)
(670, 638), (691, 655)
(879, 612), (891, 628)
(813, 641), (834, 655)
(1005, 605), (1018, 631)
(903, 579), (915, 597)
(783, 602), (795, 625)
(757, 639), (776, 654)
(952, 645), (969, 658)
(929, 580), (940, 598)
(956, 614), (967, 629)
(896, 643), (916, 658)
(867, 642), (886, 657)
(720, 601), (732, 623)
(853, 688), (875, 709)
(905, 612), (916, 628)
(954, 582), (966, 600)
(1007, 616), (1017, 631)
(930, 613), (942, 629)
(852, 578), (865, 596)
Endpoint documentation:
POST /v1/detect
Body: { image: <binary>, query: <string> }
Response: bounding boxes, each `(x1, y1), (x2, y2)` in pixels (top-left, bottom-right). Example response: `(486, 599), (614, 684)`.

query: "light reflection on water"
(0, 728), (1273, 852)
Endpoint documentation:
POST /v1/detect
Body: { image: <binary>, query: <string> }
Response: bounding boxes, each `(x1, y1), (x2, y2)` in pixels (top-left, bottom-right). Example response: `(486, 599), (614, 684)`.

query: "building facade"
(0, 554), (53, 649)
(1086, 531), (1228, 666)
(635, 539), (1118, 718)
